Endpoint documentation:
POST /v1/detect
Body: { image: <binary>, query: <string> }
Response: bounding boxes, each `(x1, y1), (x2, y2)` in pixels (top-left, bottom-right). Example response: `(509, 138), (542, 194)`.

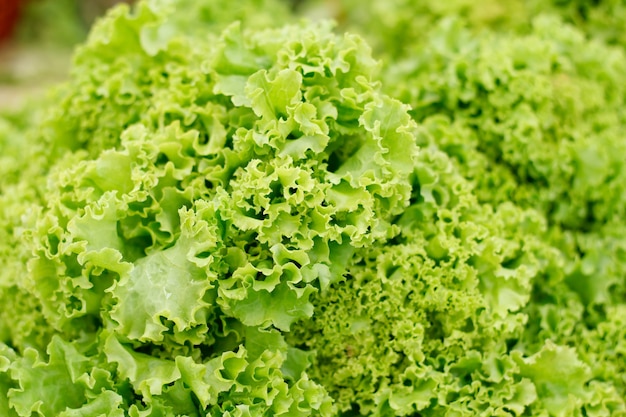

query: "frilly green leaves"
(1, 0), (626, 416)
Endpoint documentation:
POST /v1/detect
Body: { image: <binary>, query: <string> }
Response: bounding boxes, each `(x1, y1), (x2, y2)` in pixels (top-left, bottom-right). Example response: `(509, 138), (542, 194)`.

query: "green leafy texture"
(388, 17), (626, 231)
(384, 15), (626, 354)
(0, 344), (19, 417)
(144, 0), (292, 40)
(287, 145), (591, 416)
(3, 0), (626, 416)
(0, 108), (57, 354)
(103, 332), (181, 399)
(380, 15), (626, 414)
(176, 336), (333, 416)
(25, 7), (417, 337)
(7, 336), (115, 417)
(1, 0), (421, 414)
(524, 0), (626, 49)
(514, 342), (591, 417)
(39, 0), (290, 160)
(58, 391), (126, 417)
(295, 0), (531, 58)
(296, 0), (626, 59)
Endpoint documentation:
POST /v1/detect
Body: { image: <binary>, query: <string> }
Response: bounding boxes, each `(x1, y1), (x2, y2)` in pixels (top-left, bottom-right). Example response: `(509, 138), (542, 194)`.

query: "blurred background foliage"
(1, 0), (626, 132)
(0, 0), (132, 109)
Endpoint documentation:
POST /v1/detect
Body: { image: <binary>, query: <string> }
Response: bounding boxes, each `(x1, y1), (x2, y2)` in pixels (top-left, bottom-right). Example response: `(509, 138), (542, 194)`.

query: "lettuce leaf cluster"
(2, 1), (415, 415)
(1, 0), (626, 416)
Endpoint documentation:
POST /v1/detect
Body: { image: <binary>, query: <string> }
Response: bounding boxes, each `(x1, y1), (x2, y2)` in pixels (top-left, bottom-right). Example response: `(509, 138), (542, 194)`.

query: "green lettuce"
(1, 1), (414, 414)
(1, 0), (626, 416)
(378, 12), (626, 416)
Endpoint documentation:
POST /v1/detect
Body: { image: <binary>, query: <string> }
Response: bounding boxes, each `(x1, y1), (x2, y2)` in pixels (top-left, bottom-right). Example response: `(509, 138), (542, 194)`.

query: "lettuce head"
(0, 1), (625, 416)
